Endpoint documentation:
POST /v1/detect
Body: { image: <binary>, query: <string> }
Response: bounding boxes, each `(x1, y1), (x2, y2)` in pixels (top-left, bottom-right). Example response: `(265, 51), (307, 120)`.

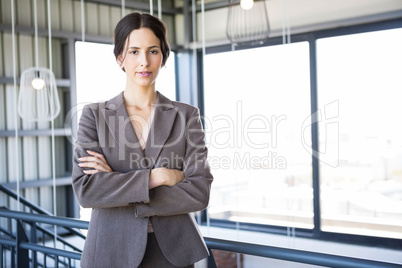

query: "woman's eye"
(150, 50), (158, 54)
(129, 50), (138, 55)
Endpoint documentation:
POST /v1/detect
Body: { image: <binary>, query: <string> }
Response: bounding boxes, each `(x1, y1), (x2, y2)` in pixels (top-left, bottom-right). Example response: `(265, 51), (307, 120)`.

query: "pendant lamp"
(226, 0), (270, 45)
(17, 0), (60, 122)
(18, 67), (60, 121)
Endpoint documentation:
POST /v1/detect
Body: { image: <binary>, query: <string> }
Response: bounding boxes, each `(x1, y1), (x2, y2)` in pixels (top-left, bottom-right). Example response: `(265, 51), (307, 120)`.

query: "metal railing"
(205, 237), (402, 268)
(1, 208), (402, 268)
(0, 184), (85, 240)
(0, 209), (84, 268)
(0, 184), (86, 267)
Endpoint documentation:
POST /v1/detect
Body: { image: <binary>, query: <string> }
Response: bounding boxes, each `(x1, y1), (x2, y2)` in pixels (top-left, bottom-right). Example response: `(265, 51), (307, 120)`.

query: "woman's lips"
(137, 71), (151, 77)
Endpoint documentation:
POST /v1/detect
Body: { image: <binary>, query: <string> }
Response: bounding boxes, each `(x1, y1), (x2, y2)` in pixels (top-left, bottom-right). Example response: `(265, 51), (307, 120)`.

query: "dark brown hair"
(113, 12), (170, 66)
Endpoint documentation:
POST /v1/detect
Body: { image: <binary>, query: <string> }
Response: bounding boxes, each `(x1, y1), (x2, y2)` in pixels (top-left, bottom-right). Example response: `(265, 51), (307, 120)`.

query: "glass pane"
(204, 42), (312, 229)
(317, 28), (402, 238)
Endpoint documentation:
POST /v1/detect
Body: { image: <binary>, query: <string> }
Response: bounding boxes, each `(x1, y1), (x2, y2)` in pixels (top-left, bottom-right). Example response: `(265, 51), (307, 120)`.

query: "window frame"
(198, 17), (402, 250)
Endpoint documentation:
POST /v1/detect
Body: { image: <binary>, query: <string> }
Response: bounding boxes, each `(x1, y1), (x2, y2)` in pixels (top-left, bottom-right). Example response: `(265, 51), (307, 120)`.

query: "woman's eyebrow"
(128, 45), (160, 49)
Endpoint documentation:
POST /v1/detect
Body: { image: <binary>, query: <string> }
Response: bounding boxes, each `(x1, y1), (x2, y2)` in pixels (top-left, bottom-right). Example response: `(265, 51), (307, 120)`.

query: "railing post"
(16, 220), (29, 268)
(30, 218), (38, 267)
(207, 248), (217, 268)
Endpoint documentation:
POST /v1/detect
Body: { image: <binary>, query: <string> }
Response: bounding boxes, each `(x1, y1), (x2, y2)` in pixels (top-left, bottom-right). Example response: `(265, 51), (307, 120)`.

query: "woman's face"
(118, 27), (163, 90)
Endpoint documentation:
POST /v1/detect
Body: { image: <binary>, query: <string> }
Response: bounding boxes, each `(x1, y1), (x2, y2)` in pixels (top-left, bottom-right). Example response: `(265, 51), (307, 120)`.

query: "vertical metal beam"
(16, 220), (29, 268)
(207, 248), (218, 268)
(30, 218), (38, 267)
(63, 38), (77, 147)
(175, 50), (193, 104)
(62, 38), (80, 219)
(308, 35), (321, 237)
(196, 50), (205, 115)
(183, 0), (192, 49)
(175, 0), (197, 106)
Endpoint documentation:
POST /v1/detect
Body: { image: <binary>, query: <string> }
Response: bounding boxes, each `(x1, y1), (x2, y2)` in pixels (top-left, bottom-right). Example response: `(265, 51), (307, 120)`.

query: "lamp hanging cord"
(81, 0), (85, 42)
(157, 0), (161, 19)
(47, 0), (58, 248)
(33, 0), (39, 68)
(11, 0), (20, 211)
(149, 0), (153, 16)
(200, 0), (210, 231)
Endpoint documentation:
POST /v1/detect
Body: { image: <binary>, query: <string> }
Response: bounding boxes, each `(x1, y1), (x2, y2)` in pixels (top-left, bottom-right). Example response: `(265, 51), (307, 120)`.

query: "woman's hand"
(149, 167), (184, 189)
(78, 150), (113, 174)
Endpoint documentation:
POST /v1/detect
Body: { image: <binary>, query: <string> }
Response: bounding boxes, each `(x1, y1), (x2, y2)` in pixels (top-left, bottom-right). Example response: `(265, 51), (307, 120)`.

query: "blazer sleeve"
(135, 107), (213, 217)
(71, 105), (150, 209)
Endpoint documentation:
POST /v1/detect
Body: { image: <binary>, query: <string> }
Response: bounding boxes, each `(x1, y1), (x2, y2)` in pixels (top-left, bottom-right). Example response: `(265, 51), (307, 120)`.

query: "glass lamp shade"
(227, 0), (270, 45)
(18, 67), (61, 121)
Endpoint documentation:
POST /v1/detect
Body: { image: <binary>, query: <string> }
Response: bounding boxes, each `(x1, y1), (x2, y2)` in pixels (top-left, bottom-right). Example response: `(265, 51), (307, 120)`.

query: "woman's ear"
(117, 56), (125, 72)
(117, 55), (123, 66)
(160, 57), (165, 68)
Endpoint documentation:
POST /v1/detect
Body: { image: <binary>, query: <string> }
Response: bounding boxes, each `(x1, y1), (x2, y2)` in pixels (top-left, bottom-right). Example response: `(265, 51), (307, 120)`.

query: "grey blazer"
(72, 91), (213, 268)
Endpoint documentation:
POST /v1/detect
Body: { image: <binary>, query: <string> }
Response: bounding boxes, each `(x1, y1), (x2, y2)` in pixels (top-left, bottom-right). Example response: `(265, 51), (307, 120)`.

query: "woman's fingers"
(78, 150), (112, 173)
(82, 169), (99, 175)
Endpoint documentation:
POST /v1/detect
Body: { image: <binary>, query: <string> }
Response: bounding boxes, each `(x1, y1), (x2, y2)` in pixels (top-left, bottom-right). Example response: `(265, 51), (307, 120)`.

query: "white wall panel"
(51, 39), (62, 78)
(38, 134), (52, 213)
(3, 33), (18, 77)
(0, 33), (3, 76)
(50, 0), (61, 31)
(16, 0), (32, 27)
(175, 14), (184, 46)
(86, 2), (99, 35)
(54, 87), (64, 128)
(18, 35), (34, 72)
(110, 6), (122, 37)
(60, 0), (74, 32)
(36, 0), (46, 29)
(0, 85), (7, 184)
(1, 0), (12, 24)
(196, 8), (226, 44)
(19, 34), (35, 130)
(20, 33), (39, 208)
(162, 14), (175, 47)
(56, 186), (66, 216)
(73, 0), (83, 37)
(98, 5), (111, 37)
(5, 84), (22, 182)
(0, 86), (5, 129)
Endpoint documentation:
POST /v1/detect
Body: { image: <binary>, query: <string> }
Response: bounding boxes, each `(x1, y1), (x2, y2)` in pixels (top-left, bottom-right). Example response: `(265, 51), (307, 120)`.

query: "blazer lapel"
(101, 92), (145, 162)
(144, 92), (178, 167)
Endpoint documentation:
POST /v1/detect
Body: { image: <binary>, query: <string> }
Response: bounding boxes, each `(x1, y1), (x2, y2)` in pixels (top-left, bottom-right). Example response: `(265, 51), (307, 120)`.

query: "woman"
(72, 12), (213, 268)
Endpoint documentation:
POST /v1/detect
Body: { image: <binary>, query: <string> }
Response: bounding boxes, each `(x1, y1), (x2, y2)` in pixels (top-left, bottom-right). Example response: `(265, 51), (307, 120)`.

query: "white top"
(131, 107), (155, 150)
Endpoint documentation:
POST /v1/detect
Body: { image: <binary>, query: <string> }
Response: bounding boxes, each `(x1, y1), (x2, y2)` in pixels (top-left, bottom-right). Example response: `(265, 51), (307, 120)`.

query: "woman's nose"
(140, 53), (149, 67)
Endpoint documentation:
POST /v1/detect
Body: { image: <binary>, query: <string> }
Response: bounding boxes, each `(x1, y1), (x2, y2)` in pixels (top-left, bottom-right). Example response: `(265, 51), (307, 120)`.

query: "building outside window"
(203, 27), (402, 242)
(317, 28), (402, 239)
(204, 42), (313, 229)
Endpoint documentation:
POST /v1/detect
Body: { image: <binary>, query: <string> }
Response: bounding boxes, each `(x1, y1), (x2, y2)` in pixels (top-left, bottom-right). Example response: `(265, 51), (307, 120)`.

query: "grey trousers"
(138, 232), (195, 268)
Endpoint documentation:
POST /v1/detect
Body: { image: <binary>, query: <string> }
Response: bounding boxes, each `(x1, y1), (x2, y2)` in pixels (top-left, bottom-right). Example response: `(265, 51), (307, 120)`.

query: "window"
(317, 28), (402, 239)
(203, 24), (402, 246)
(204, 42), (312, 229)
